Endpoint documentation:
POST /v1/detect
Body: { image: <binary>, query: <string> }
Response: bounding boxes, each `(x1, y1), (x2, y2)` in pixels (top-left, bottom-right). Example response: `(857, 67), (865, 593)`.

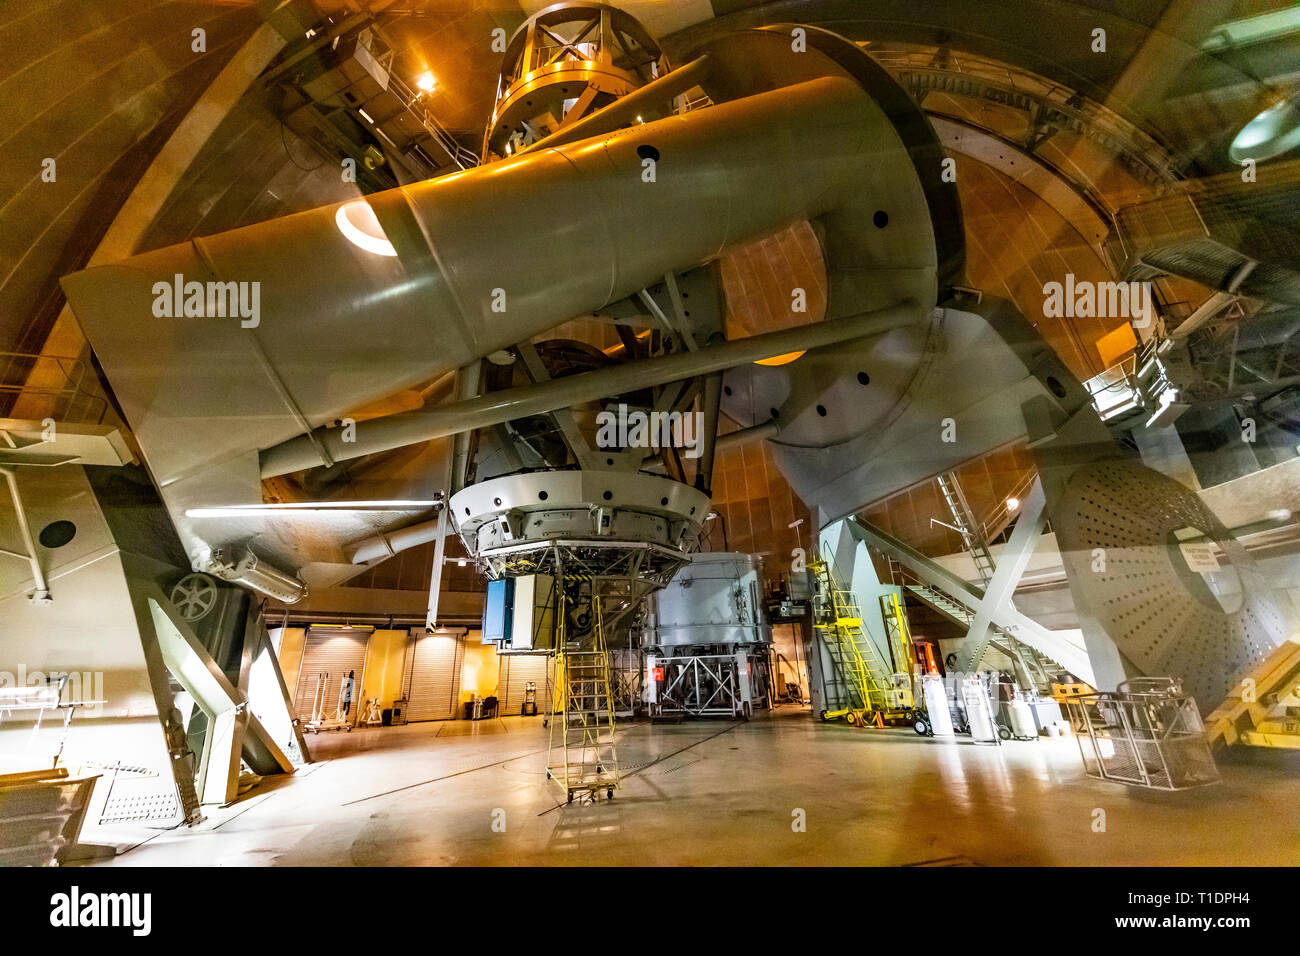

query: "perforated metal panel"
(402, 628), (463, 721)
(99, 774), (183, 825)
(1053, 460), (1294, 708)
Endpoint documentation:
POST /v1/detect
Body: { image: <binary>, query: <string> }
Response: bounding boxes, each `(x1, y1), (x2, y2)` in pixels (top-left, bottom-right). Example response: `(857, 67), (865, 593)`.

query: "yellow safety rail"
(880, 591), (919, 711)
(811, 561), (891, 723)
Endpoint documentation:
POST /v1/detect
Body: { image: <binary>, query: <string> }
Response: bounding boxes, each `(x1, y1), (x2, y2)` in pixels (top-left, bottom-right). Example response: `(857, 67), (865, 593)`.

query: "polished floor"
(89, 709), (1299, 866)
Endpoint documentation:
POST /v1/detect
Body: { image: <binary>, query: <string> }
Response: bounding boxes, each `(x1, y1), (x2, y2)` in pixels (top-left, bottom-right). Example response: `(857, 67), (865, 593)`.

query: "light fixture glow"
(186, 499), (437, 517)
(335, 201), (398, 257)
(416, 70), (437, 93)
(754, 350), (806, 367)
(1229, 97), (1300, 162)
(1005, 496), (1020, 512)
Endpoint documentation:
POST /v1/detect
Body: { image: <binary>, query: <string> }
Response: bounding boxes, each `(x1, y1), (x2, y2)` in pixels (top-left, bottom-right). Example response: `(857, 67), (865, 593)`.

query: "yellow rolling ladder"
(811, 561), (892, 725)
(879, 592), (920, 714)
(546, 590), (619, 802)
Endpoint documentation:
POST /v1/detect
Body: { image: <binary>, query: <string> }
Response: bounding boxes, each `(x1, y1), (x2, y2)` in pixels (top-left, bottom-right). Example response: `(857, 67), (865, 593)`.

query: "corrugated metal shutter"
(403, 628), (464, 721)
(293, 628), (370, 720)
(498, 653), (549, 716)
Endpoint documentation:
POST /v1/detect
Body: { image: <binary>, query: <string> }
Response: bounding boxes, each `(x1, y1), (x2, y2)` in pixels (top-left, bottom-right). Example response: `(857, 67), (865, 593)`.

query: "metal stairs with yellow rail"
(811, 560), (893, 724)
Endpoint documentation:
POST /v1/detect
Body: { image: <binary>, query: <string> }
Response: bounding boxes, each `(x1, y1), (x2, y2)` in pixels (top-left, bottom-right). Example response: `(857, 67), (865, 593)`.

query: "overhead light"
(186, 500), (437, 517)
(1229, 96), (1300, 162)
(1005, 496), (1020, 512)
(457, 558), (467, 567)
(754, 351), (806, 366)
(335, 200), (398, 257)
(416, 71), (437, 93)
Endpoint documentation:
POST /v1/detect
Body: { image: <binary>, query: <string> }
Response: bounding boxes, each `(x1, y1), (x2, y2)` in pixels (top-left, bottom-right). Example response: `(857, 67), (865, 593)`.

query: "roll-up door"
(293, 627), (370, 720)
(402, 628), (465, 721)
(498, 653), (550, 716)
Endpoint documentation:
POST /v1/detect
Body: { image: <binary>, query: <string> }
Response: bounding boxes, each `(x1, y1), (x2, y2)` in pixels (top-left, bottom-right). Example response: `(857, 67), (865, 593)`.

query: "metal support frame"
(144, 589), (294, 807)
(953, 478), (1048, 674)
(515, 342), (601, 471)
(649, 654), (747, 718)
(852, 509), (1095, 685)
(425, 504), (449, 630)
(483, 538), (683, 633)
(1065, 681), (1219, 790)
(0, 465), (51, 602)
(546, 583), (618, 803)
(258, 302), (918, 477)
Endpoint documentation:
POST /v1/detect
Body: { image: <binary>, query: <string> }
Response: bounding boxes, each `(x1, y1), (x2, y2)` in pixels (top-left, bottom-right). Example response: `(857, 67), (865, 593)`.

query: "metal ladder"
(936, 472), (997, 585)
(901, 579), (1063, 691)
(546, 591), (618, 802)
(879, 592), (919, 710)
(812, 562), (892, 719)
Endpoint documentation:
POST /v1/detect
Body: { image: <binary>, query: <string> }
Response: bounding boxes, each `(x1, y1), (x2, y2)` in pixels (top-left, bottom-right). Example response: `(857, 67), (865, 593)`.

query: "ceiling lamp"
(754, 350), (806, 366)
(335, 200), (397, 257)
(1229, 95), (1300, 162)
(416, 70), (437, 93)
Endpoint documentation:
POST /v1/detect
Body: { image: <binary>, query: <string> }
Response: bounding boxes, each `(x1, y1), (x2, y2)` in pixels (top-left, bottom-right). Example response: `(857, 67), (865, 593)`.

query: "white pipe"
(0, 466), (51, 601)
(347, 515), (446, 564)
(261, 301), (919, 477)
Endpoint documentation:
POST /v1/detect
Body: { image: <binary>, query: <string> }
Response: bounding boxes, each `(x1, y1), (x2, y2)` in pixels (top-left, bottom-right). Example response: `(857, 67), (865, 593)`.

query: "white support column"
(425, 505), (450, 631)
(955, 479), (1048, 673)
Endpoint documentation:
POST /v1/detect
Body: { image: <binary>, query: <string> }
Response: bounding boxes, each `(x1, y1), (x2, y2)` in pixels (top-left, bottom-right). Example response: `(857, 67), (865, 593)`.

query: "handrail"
(0, 350), (110, 424)
(977, 469), (1040, 543)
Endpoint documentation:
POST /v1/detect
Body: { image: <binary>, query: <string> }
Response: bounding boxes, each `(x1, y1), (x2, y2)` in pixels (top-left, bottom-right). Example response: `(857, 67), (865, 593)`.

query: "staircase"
(936, 472), (997, 584)
(901, 575), (1066, 692)
(811, 562), (892, 718)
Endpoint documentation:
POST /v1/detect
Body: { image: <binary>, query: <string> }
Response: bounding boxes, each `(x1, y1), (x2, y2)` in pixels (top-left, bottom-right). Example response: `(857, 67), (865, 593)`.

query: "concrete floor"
(88, 709), (1299, 866)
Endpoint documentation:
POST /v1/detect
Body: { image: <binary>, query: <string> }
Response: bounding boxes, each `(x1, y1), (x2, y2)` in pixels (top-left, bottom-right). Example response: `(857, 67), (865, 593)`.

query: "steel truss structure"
(650, 654), (748, 718)
(480, 538), (689, 631)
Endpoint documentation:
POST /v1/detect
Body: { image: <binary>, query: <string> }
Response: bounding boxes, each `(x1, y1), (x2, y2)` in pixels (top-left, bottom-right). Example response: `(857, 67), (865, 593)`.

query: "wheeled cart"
(303, 673), (352, 734)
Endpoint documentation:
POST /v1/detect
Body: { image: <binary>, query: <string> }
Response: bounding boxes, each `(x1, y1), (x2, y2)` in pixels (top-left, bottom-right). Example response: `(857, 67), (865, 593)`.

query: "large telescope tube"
(62, 75), (879, 489)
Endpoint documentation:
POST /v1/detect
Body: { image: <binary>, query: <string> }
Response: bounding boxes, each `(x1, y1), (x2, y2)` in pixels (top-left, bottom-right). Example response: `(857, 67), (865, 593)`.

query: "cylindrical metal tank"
(647, 551), (771, 647)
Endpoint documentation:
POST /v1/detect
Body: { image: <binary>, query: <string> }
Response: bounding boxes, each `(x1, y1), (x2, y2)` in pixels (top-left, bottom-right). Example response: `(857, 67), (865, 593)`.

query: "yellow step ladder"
(811, 561), (892, 723)
(546, 589), (619, 802)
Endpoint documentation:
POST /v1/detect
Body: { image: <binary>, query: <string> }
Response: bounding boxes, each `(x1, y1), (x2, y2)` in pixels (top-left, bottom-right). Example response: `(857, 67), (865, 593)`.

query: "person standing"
(341, 670), (355, 717)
